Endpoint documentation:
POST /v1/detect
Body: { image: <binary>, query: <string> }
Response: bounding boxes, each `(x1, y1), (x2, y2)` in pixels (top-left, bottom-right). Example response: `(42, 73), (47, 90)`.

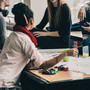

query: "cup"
(62, 50), (69, 62)
(63, 56), (69, 62)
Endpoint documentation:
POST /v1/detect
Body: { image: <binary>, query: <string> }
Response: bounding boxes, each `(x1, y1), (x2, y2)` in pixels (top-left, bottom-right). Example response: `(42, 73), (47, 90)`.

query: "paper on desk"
(41, 52), (90, 74)
(66, 57), (90, 74)
(41, 52), (60, 60)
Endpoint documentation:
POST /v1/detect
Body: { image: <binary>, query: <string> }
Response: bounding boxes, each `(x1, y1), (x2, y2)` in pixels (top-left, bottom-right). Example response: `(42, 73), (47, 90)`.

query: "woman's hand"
(78, 7), (86, 21)
(33, 31), (48, 38)
(81, 22), (90, 32)
(66, 48), (78, 56)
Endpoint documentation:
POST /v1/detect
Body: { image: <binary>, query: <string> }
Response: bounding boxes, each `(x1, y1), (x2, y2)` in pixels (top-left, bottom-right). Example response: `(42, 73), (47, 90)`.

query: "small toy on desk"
(42, 68), (58, 75)
(83, 46), (89, 58)
(55, 65), (64, 71)
(54, 65), (69, 71)
(63, 67), (69, 71)
(42, 65), (69, 75)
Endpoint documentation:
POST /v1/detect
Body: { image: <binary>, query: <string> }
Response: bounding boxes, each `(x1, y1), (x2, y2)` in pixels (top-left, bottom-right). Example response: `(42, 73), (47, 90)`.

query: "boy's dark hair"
(12, 3), (33, 27)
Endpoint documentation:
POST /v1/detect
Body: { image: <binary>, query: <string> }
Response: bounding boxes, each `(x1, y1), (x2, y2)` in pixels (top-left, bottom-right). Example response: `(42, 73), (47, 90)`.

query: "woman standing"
(33, 0), (71, 49)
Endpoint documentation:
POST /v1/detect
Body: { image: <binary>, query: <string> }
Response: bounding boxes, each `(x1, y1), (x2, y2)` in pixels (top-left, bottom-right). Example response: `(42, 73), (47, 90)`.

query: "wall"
(31, 0), (47, 26)
(8, 0), (24, 15)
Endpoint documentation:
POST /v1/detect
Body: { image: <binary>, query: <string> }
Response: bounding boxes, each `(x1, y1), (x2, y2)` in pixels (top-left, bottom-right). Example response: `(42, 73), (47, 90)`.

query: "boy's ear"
(29, 18), (34, 25)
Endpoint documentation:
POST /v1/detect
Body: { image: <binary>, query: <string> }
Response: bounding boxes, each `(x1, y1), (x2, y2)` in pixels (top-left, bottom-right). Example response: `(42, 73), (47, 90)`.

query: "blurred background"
(6, 0), (90, 27)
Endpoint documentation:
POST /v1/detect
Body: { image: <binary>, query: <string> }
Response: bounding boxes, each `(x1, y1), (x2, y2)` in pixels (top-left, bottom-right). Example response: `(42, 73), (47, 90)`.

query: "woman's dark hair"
(12, 3), (33, 27)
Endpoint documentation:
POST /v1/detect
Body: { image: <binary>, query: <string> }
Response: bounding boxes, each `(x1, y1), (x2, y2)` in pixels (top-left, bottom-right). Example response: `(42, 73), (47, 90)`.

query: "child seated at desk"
(0, 3), (78, 90)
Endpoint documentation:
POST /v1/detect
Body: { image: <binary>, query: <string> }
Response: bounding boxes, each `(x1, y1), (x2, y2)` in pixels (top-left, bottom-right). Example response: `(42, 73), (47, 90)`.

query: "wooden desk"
(20, 49), (90, 90)
(71, 31), (90, 40)
(21, 69), (90, 90)
(71, 31), (83, 38)
(29, 70), (90, 82)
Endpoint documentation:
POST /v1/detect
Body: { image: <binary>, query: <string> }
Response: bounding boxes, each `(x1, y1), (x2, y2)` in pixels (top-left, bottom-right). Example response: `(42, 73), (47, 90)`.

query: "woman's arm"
(23, 35), (78, 69)
(40, 48), (78, 69)
(58, 4), (71, 38)
(46, 31), (60, 37)
(36, 8), (49, 29)
(33, 31), (60, 38)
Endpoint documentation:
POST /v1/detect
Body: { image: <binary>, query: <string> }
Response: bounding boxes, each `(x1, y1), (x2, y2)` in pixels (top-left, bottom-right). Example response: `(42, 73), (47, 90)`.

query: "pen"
(76, 42), (78, 68)
(73, 41), (78, 68)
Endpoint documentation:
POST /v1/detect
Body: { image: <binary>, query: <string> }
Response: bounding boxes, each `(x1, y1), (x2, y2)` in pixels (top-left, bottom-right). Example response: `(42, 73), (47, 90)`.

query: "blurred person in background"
(0, 0), (10, 52)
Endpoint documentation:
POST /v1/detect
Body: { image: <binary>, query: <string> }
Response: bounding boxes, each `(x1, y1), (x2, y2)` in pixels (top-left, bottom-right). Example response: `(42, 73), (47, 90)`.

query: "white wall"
(8, 0), (24, 15)
(31, 0), (47, 26)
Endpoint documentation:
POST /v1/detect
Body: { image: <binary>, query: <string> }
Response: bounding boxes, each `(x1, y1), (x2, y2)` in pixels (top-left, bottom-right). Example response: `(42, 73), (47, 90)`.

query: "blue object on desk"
(42, 68), (57, 75)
